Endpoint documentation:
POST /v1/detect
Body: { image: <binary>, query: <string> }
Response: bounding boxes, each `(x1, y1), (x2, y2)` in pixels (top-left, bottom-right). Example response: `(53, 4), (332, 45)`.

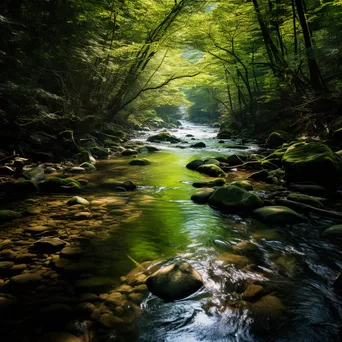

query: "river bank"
(0, 121), (342, 341)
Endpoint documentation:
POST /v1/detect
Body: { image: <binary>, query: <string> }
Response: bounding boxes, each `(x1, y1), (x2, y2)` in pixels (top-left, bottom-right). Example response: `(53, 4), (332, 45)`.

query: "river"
(1, 120), (342, 341)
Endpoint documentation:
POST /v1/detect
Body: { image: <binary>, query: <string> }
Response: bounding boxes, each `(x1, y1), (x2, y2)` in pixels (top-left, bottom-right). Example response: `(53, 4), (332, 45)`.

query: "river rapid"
(1, 120), (342, 341)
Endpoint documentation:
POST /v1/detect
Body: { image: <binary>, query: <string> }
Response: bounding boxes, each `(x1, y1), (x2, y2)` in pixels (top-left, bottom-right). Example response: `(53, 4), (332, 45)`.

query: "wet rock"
(22, 166), (45, 182)
(129, 158), (151, 166)
(128, 292), (144, 304)
(102, 179), (137, 191)
(227, 154), (244, 166)
(9, 273), (42, 289)
(0, 210), (21, 222)
(273, 254), (299, 277)
(197, 164), (226, 177)
(208, 185), (263, 212)
(25, 206), (41, 215)
(242, 284), (263, 300)
(69, 166), (86, 174)
(186, 159), (205, 170)
(73, 212), (92, 220)
(253, 206), (306, 223)
(323, 224), (342, 238)
(217, 130), (232, 139)
(232, 241), (261, 259)
(0, 261), (14, 275)
(146, 262), (203, 301)
(25, 225), (51, 234)
(192, 178), (225, 188)
(122, 149), (138, 156)
(266, 131), (293, 148)
(79, 162), (96, 172)
(216, 252), (249, 267)
(67, 196), (90, 206)
(190, 142), (206, 148)
(116, 284), (133, 293)
(287, 193), (324, 208)
(138, 145), (159, 153)
(40, 177), (81, 193)
(44, 166), (57, 174)
(60, 246), (84, 259)
(16, 253), (35, 262)
(288, 183), (328, 197)
(105, 292), (126, 308)
(0, 239), (13, 248)
(248, 170), (269, 182)
(230, 180), (253, 191)
(282, 142), (342, 188)
(147, 132), (180, 143)
(33, 237), (67, 253)
(0, 249), (17, 260)
(191, 188), (216, 204)
(249, 295), (287, 332)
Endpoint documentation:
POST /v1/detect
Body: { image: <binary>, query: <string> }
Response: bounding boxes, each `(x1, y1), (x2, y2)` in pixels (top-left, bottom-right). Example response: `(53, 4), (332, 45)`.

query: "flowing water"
(1, 120), (342, 341)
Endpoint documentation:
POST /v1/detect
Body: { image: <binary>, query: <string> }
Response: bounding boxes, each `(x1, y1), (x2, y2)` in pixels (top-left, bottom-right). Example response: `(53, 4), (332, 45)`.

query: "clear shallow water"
(87, 121), (342, 341)
(1, 120), (342, 341)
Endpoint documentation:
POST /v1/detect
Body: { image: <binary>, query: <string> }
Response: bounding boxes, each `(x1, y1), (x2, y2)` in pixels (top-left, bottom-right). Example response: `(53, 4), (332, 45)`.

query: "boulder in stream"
(197, 164), (226, 177)
(253, 206), (307, 223)
(147, 132), (180, 143)
(146, 262), (203, 301)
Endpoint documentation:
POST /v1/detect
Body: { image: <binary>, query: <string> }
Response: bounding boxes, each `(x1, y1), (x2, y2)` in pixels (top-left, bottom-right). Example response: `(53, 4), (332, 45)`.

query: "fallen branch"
(276, 199), (342, 219)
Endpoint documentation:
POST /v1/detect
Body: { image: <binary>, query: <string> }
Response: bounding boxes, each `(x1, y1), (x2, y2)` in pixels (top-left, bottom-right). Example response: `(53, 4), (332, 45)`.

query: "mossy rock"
(0, 210), (21, 222)
(248, 170), (269, 182)
(190, 142), (206, 148)
(191, 188), (216, 204)
(138, 146), (160, 153)
(129, 159), (151, 166)
(204, 158), (220, 165)
(197, 164), (226, 177)
(72, 151), (92, 163)
(101, 179), (137, 191)
(217, 130), (233, 139)
(208, 185), (263, 212)
(79, 162), (96, 172)
(230, 180), (253, 191)
(122, 149), (138, 156)
(22, 166), (45, 182)
(282, 142), (342, 188)
(323, 224), (342, 238)
(227, 154), (243, 166)
(268, 168), (285, 180)
(263, 148), (287, 166)
(287, 193), (324, 208)
(192, 178), (225, 188)
(266, 131), (293, 148)
(147, 132), (180, 143)
(89, 146), (109, 158)
(260, 160), (278, 170)
(40, 177), (80, 193)
(12, 180), (39, 193)
(253, 206), (306, 223)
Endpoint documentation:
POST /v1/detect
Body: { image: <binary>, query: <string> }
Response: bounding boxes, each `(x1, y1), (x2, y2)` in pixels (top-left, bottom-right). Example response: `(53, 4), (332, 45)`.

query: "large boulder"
(197, 164), (226, 177)
(282, 142), (342, 188)
(147, 132), (180, 143)
(266, 131), (293, 148)
(190, 142), (206, 148)
(208, 185), (263, 212)
(146, 262), (203, 301)
(253, 206), (306, 223)
(186, 160), (205, 170)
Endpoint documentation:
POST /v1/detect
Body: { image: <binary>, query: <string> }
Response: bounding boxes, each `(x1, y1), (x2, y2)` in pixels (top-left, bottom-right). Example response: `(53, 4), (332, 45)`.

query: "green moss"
(40, 177), (81, 193)
(208, 185), (263, 212)
(253, 206), (306, 223)
(230, 180), (253, 191)
(197, 164), (226, 177)
(193, 178), (225, 188)
(282, 142), (342, 187)
(266, 131), (293, 148)
(287, 193), (324, 208)
(79, 162), (96, 172)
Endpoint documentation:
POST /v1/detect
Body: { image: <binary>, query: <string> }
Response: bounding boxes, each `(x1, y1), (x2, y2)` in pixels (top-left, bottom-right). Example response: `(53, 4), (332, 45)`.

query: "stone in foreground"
(146, 262), (203, 301)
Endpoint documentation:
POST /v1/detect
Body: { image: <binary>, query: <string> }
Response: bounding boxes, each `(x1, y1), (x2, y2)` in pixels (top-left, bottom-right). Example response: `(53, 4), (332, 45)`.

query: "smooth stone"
(191, 188), (216, 204)
(242, 284), (263, 300)
(216, 252), (249, 267)
(25, 206), (41, 215)
(60, 247), (84, 259)
(0, 261), (14, 274)
(69, 167), (86, 174)
(146, 262), (203, 302)
(33, 237), (67, 253)
(128, 292), (144, 303)
(9, 273), (42, 288)
(67, 196), (90, 206)
(253, 206), (306, 223)
(105, 292), (126, 308)
(73, 212), (92, 220)
(25, 226), (51, 234)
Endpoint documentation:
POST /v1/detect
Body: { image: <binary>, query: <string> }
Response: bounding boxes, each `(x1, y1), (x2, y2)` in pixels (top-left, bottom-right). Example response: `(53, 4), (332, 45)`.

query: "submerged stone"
(146, 262), (203, 301)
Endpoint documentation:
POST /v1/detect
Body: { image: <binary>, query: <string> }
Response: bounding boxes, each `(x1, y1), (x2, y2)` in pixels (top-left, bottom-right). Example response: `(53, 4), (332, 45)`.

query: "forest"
(1, 1), (342, 341)
(1, 0), (342, 155)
